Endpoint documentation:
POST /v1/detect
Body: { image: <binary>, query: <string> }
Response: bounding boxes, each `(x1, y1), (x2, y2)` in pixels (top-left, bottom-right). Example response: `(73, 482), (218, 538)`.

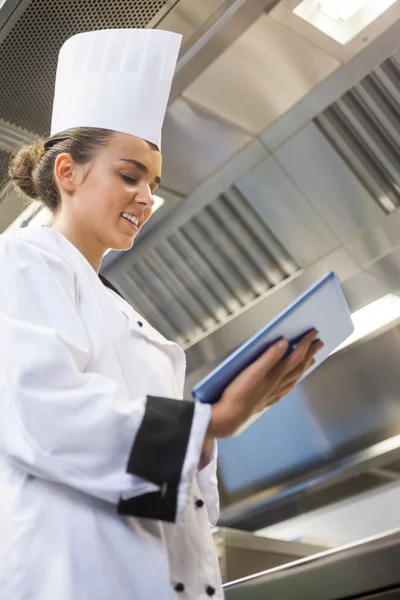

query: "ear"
(54, 153), (79, 193)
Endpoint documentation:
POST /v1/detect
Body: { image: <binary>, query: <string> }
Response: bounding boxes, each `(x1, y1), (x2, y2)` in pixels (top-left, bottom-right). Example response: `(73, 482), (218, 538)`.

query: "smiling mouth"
(121, 212), (140, 231)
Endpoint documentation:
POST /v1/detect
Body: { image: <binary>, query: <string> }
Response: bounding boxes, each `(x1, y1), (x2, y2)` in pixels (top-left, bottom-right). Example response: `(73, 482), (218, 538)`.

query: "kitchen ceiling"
(1, 0), (400, 525)
(0, 0), (170, 134)
(116, 185), (298, 346)
(315, 51), (400, 213)
(161, 98), (252, 196)
(182, 14), (340, 135)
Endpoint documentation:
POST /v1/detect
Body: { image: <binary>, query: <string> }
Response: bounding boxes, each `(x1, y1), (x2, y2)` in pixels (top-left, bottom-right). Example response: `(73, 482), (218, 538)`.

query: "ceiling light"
(152, 194), (165, 212)
(318, 0), (370, 21)
(294, 0), (398, 44)
(332, 294), (400, 354)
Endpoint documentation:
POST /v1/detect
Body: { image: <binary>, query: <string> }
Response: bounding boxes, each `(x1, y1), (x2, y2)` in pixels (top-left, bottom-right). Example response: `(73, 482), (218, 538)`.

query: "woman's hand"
(205, 330), (323, 441)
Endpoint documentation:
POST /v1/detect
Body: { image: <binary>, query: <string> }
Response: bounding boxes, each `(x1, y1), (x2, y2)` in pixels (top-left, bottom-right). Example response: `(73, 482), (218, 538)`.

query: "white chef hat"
(50, 29), (182, 149)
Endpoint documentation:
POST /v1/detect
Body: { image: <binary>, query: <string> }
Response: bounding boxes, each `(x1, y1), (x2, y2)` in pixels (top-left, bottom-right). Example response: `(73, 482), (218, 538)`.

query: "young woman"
(0, 29), (321, 599)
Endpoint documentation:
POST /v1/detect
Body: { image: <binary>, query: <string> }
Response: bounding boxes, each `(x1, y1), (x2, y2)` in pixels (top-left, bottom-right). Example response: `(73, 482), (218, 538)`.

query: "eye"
(121, 174), (137, 185)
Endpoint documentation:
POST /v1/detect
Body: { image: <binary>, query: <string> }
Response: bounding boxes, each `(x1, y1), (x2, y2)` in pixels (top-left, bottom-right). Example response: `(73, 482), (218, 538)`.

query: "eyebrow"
(119, 158), (161, 185)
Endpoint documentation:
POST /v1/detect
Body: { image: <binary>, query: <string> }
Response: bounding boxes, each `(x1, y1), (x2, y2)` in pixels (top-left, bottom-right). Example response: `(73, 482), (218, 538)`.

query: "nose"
(136, 184), (155, 209)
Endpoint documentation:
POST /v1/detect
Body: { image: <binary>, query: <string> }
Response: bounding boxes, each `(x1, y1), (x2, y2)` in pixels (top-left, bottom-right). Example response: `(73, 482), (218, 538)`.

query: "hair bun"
(8, 140), (45, 199)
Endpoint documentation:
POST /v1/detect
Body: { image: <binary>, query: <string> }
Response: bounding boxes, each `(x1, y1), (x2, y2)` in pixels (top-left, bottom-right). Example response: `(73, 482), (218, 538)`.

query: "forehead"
(105, 131), (162, 172)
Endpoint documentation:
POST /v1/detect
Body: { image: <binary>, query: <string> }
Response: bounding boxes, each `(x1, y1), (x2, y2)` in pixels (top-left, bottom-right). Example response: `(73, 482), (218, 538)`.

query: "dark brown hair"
(8, 128), (113, 212)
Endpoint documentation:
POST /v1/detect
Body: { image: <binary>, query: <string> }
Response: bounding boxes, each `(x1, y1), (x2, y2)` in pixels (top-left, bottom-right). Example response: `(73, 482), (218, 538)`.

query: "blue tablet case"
(192, 271), (354, 405)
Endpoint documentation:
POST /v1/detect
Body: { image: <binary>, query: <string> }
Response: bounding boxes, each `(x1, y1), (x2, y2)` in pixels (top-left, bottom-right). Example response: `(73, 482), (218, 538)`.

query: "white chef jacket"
(0, 226), (223, 600)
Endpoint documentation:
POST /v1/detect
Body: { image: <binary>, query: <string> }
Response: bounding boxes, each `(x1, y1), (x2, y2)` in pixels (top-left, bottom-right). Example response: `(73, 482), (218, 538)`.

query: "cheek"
(82, 175), (125, 220)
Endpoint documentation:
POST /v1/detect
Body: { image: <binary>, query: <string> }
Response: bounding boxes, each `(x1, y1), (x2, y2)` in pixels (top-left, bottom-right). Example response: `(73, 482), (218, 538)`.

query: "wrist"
(206, 402), (242, 440)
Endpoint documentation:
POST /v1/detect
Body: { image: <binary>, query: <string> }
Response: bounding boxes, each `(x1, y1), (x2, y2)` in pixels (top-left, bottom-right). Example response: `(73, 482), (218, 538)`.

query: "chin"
(111, 235), (135, 252)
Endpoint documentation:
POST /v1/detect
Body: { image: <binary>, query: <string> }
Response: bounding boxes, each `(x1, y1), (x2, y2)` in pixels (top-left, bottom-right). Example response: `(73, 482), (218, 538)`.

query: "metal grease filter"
(0, 0), (169, 134)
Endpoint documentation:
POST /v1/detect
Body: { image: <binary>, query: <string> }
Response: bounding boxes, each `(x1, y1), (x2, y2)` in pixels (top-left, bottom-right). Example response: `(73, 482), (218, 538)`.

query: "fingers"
(231, 331), (323, 415)
(223, 337), (290, 403)
(281, 340), (323, 385)
(257, 380), (296, 411)
(259, 353), (316, 410)
(264, 332), (322, 394)
(255, 334), (324, 412)
(272, 381), (296, 403)
(279, 330), (320, 376)
(304, 338), (324, 362)
(246, 338), (290, 383)
(281, 358), (315, 388)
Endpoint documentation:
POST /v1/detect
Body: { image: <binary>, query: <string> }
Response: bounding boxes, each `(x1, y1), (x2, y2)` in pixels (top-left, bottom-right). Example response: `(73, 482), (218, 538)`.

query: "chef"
(0, 28), (321, 599)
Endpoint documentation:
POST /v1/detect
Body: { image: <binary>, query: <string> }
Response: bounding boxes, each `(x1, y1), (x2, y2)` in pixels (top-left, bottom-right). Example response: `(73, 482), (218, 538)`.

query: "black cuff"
(118, 486), (178, 522)
(118, 396), (195, 522)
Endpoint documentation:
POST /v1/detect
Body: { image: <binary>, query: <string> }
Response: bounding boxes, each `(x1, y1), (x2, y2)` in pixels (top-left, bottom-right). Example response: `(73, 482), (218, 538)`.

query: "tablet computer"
(192, 271), (353, 405)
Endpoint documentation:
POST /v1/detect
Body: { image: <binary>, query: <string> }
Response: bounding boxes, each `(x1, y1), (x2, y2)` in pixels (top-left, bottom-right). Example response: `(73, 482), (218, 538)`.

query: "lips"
(121, 215), (139, 231)
(121, 212), (140, 227)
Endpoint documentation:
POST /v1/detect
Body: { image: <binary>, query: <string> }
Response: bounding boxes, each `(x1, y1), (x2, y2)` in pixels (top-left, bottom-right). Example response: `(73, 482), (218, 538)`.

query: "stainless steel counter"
(223, 528), (400, 599)
(213, 528), (326, 583)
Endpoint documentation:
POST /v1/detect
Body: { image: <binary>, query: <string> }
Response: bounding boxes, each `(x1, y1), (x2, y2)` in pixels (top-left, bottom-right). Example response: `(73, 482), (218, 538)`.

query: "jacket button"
(137, 321), (143, 327)
(195, 499), (204, 508)
(206, 586), (216, 596)
(174, 582), (185, 592)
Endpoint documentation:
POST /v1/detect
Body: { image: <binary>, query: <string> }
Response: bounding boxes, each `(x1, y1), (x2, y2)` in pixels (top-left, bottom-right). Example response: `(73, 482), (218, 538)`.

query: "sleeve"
(196, 441), (220, 526)
(0, 236), (212, 524)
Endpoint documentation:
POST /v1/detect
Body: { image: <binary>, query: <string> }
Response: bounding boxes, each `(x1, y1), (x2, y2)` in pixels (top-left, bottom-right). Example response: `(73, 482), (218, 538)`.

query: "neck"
(51, 218), (105, 274)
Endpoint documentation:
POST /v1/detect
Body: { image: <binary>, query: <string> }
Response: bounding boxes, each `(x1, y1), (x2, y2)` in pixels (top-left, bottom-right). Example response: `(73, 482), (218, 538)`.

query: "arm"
(0, 235), (211, 524)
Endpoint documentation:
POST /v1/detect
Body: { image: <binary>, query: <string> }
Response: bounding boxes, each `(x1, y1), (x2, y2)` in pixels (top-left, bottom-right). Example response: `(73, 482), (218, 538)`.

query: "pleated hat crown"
(50, 29), (182, 149)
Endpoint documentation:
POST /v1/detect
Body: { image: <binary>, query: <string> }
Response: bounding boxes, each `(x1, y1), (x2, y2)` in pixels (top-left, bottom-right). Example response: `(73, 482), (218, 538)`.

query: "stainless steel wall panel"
(161, 98), (252, 195)
(236, 156), (340, 267)
(275, 124), (384, 242)
(182, 15), (339, 135)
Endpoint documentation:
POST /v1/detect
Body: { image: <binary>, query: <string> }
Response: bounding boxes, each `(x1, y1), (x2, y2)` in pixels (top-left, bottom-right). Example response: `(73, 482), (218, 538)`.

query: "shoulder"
(1, 227), (75, 267)
(2, 226), (68, 254)
(0, 227), (77, 291)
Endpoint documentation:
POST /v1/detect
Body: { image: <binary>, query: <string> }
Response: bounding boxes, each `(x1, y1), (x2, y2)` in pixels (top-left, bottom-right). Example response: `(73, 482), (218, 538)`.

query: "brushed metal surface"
(183, 14), (339, 134)
(224, 529), (400, 599)
(161, 98), (252, 195)
(316, 51), (400, 213)
(236, 156), (340, 267)
(346, 210), (400, 270)
(274, 123), (384, 242)
(214, 527), (326, 583)
(261, 17), (400, 151)
(269, 0), (400, 64)
(168, 0), (273, 103)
